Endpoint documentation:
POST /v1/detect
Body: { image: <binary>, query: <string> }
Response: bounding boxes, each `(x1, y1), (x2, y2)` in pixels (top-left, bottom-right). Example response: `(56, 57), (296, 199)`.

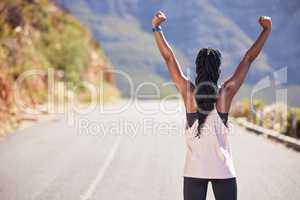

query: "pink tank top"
(184, 109), (236, 179)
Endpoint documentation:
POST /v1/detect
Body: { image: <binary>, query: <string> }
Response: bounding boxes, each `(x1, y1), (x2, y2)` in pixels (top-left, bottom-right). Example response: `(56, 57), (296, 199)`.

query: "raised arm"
(221, 16), (272, 108)
(152, 11), (195, 110)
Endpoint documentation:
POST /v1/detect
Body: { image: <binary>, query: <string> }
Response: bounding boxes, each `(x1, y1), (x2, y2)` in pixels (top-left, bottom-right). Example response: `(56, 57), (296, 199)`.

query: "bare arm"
(218, 16), (272, 112)
(152, 11), (195, 111)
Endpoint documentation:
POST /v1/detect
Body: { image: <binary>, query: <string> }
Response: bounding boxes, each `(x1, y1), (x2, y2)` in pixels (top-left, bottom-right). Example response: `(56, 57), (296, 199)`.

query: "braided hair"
(194, 48), (222, 137)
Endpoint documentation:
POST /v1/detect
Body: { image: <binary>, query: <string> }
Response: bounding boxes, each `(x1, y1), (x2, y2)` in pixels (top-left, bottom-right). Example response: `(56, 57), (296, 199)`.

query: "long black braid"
(195, 48), (222, 137)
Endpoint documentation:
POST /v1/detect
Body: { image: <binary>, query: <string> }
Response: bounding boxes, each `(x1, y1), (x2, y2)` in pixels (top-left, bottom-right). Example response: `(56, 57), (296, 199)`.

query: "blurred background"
(1, 1), (300, 199)
(55, 0), (300, 103)
(1, 0), (299, 138)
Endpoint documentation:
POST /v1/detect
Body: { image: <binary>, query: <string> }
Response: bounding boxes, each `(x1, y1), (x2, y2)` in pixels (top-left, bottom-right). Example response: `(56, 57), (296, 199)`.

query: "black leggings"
(184, 177), (237, 200)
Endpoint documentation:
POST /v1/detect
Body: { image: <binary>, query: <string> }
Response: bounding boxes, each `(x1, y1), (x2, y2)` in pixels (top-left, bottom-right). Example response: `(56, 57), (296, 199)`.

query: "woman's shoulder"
(183, 80), (198, 113)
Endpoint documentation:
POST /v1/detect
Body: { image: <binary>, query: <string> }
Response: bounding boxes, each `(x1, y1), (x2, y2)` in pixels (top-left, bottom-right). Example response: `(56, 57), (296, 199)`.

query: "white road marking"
(80, 136), (122, 200)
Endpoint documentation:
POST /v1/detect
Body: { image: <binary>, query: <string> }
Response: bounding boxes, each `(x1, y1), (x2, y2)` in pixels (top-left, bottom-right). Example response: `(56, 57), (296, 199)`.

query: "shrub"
(286, 108), (300, 138)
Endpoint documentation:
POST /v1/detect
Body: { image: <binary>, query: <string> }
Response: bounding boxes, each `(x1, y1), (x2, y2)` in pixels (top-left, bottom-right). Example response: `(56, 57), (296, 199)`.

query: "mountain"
(56, 0), (300, 105)
(209, 0), (300, 84)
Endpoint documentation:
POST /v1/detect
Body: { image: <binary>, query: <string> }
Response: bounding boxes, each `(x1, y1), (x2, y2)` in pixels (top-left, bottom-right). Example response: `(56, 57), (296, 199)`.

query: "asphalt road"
(0, 100), (300, 200)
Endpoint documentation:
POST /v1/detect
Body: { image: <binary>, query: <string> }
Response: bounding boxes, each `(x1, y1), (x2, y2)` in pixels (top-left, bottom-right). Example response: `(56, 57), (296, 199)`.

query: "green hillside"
(0, 0), (120, 136)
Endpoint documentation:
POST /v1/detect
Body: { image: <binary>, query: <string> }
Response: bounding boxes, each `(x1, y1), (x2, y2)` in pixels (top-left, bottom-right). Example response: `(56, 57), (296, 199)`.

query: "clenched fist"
(152, 11), (167, 27)
(259, 16), (272, 30)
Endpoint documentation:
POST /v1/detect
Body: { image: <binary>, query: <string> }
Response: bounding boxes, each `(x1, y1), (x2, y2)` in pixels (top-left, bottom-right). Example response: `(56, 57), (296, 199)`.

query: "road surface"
(0, 100), (300, 200)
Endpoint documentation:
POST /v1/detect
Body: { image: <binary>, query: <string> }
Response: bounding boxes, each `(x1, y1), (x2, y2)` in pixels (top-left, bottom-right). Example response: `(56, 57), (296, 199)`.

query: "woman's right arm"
(220, 16), (272, 111)
(152, 11), (196, 112)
